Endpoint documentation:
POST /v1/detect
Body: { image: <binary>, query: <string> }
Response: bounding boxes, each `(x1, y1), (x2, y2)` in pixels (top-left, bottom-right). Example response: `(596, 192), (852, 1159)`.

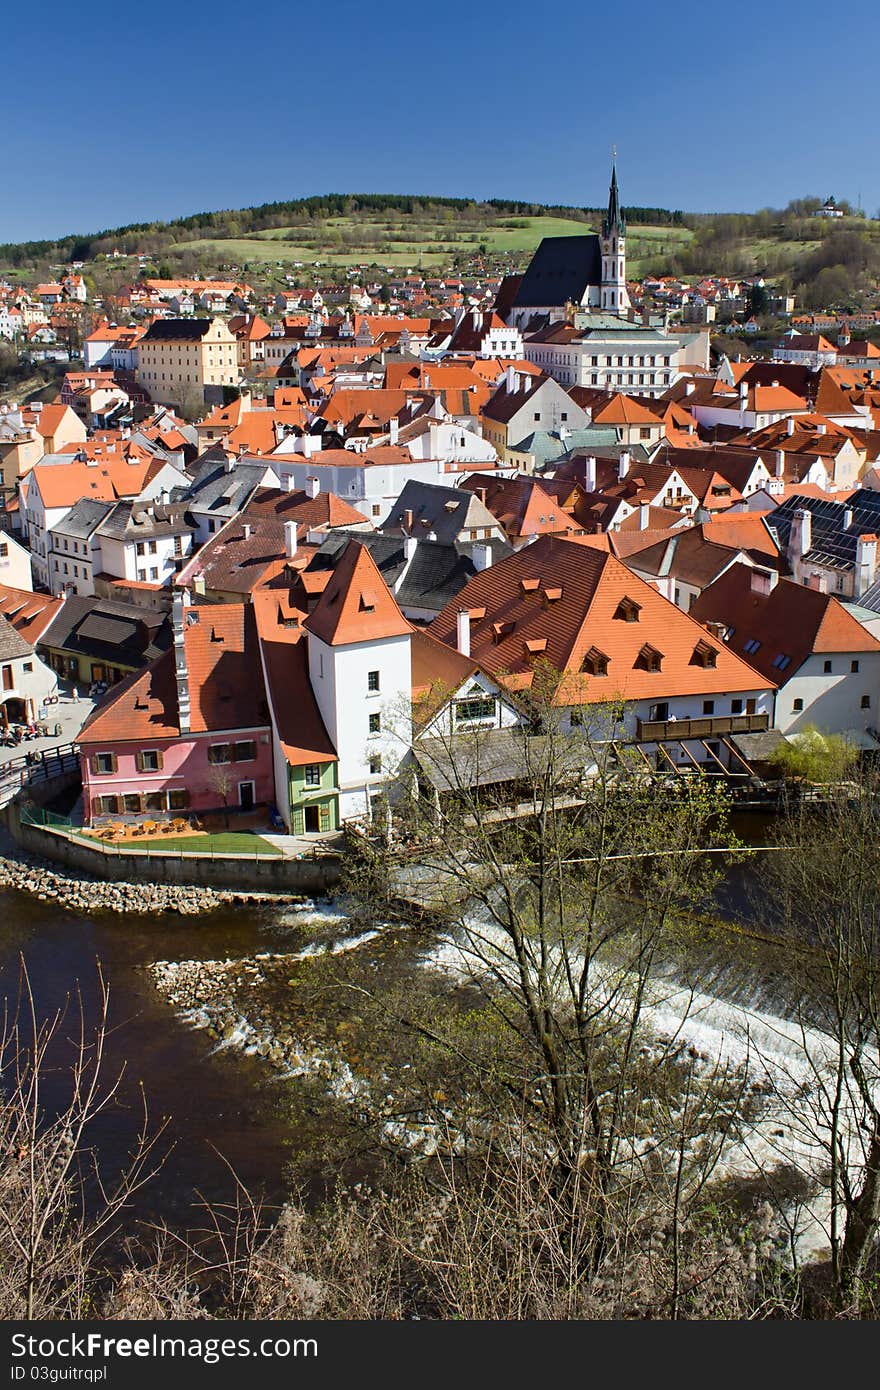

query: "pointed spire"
(603, 158), (625, 239)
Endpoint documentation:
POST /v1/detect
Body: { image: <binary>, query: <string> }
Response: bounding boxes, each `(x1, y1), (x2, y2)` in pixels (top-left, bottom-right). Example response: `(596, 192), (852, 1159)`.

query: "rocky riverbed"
(0, 848), (299, 916)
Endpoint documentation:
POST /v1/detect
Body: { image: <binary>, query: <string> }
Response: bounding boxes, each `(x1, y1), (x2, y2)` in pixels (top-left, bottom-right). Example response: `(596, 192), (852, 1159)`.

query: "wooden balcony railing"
(636, 712), (769, 742)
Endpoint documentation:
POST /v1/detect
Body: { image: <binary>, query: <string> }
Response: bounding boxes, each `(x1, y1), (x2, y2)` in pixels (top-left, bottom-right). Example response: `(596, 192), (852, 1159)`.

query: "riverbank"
(0, 845), (301, 916)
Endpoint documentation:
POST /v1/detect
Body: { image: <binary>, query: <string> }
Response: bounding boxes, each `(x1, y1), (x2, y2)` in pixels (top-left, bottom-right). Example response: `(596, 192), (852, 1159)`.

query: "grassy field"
(175, 214), (694, 276)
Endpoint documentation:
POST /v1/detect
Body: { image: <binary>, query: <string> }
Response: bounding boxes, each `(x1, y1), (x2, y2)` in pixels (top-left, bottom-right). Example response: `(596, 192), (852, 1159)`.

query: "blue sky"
(3, 0), (878, 241)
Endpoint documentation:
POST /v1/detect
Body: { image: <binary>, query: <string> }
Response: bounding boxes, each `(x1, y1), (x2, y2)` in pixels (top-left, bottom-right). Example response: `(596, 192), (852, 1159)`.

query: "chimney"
(739, 380), (748, 403)
(242, 523), (252, 539)
(786, 415), (796, 435)
(504, 364), (517, 394)
(284, 520), (298, 559)
(618, 450), (631, 482)
(639, 502), (650, 531)
(403, 508), (414, 533)
(171, 591), (191, 734)
(816, 422), (827, 435)
(583, 455), (597, 492)
(843, 507), (854, 529)
(403, 536), (417, 561)
(456, 610), (471, 658)
(855, 533), (878, 597)
(285, 473), (298, 493)
(471, 542), (493, 572)
(788, 507), (812, 564)
(389, 416), (399, 446)
(775, 449), (785, 478)
(685, 380), (695, 396)
(749, 566), (779, 595)
(307, 475), (320, 499)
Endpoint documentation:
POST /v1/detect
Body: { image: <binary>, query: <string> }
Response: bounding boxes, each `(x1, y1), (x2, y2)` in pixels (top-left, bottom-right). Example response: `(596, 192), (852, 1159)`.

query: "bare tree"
(0, 958), (165, 1318)
(759, 765), (880, 1312)
(343, 669), (749, 1292)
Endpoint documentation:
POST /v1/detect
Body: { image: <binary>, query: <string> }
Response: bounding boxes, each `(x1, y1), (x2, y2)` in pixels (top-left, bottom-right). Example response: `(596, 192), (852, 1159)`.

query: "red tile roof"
(429, 535), (770, 704)
(304, 540), (412, 647)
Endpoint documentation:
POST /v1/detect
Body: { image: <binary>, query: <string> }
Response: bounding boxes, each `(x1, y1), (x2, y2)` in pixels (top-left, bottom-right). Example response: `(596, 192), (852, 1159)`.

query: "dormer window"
(542, 586), (562, 605)
(637, 643), (663, 673)
(582, 646), (609, 676)
(525, 638), (548, 658)
(614, 597), (641, 623)
(492, 620), (514, 644)
(691, 640), (718, 669)
(359, 589), (376, 612)
(520, 577), (540, 596)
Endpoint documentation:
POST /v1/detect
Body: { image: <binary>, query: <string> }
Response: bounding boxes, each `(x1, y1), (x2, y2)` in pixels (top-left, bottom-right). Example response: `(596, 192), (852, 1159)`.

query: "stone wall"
(3, 789), (342, 896)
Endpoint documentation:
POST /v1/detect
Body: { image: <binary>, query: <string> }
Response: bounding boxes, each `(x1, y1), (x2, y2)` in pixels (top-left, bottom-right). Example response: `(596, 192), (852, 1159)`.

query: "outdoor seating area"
(94, 817), (199, 843)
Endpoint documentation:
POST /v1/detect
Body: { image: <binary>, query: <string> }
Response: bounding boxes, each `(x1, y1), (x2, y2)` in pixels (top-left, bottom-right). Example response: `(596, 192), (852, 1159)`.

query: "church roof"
(512, 235), (602, 309)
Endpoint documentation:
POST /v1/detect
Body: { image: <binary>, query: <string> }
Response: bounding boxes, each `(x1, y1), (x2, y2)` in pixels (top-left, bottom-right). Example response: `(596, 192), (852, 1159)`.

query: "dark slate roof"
(53, 497), (114, 539)
(97, 499), (194, 542)
(307, 533), (407, 590)
(768, 490), (880, 571)
(395, 546), (480, 614)
(0, 612), (34, 661)
(173, 458), (270, 516)
(141, 318), (213, 342)
(852, 577), (880, 615)
(39, 596), (171, 669)
(380, 481), (484, 546)
(512, 235), (602, 309)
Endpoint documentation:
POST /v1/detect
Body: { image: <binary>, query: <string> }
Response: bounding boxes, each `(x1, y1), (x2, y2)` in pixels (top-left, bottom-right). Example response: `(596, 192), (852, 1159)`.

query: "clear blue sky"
(3, 0), (878, 241)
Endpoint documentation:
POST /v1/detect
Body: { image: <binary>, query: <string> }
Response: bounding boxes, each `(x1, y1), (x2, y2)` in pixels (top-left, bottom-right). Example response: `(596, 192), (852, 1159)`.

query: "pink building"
(78, 600), (274, 823)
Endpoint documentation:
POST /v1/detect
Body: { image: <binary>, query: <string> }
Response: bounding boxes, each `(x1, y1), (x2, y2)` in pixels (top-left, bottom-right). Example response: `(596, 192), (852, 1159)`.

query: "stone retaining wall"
(3, 785), (342, 897)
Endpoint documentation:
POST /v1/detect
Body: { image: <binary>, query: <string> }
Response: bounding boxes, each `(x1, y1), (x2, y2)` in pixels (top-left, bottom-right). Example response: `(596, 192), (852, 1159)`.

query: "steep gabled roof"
(303, 540), (412, 646)
(691, 564), (880, 684)
(429, 535), (769, 703)
(512, 235), (602, 309)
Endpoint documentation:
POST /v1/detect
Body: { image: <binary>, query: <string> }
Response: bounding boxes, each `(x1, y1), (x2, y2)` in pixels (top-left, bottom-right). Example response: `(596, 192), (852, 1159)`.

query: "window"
(637, 643), (663, 673)
(455, 697), (496, 723)
(138, 749), (161, 772)
(368, 713), (381, 734)
(367, 670), (380, 693)
(234, 740), (256, 762)
(743, 638), (761, 655)
(793, 698), (804, 712)
(136, 542), (146, 557)
(168, 788), (189, 810)
(534, 412), (540, 422)
(613, 597), (641, 623)
(851, 660), (860, 673)
(581, 647), (609, 677)
(823, 659), (833, 674)
(862, 695), (871, 709)
(22, 661), (32, 673)
(731, 699), (744, 715)
(92, 752), (116, 775)
(208, 743), (232, 763)
(649, 702), (669, 722)
(702, 700), (715, 715)
(96, 794), (119, 815)
(304, 764), (321, 787)
(123, 793), (141, 813)
(149, 567), (159, 580)
(771, 653), (791, 670)
(369, 755), (382, 775)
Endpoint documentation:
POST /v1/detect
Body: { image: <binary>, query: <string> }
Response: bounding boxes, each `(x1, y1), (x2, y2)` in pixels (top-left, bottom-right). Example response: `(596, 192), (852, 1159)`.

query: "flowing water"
(0, 812), (849, 1251)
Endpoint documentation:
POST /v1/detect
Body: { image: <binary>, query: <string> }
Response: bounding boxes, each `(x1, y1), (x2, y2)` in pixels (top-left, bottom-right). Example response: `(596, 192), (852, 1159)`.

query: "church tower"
(600, 160), (628, 316)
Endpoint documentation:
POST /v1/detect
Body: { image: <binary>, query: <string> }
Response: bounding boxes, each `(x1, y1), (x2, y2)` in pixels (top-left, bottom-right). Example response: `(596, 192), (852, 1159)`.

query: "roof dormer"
(614, 596), (641, 623)
(636, 643), (663, 673)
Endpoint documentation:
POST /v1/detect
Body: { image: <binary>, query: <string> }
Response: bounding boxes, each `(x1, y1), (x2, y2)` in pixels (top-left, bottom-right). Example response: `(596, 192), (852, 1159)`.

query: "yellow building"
(137, 317), (240, 409)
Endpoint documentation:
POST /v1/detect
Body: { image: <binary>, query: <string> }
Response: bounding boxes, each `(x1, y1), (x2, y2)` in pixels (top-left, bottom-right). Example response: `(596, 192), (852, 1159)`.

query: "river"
(0, 811), (818, 1246)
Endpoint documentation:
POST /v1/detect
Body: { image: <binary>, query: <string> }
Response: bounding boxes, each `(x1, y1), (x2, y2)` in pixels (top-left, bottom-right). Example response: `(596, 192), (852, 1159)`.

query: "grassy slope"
(174, 214), (694, 275)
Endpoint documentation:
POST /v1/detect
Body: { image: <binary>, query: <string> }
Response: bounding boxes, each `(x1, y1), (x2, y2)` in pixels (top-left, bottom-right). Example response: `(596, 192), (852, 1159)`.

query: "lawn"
(106, 831), (281, 856)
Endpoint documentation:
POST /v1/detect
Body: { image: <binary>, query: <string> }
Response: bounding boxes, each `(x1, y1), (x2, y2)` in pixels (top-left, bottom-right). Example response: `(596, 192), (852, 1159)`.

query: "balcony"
(636, 712), (769, 742)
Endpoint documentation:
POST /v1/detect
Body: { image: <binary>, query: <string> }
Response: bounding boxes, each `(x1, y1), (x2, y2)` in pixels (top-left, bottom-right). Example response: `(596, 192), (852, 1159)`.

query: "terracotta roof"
(0, 584), (61, 644)
(304, 540), (412, 647)
(28, 458), (153, 509)
(429, 536), (770, 704)
(78, 604), (269, 744)
(691, 564), (880, 684)
(592, 393), (662, 427)
(252, 592), (336, 766)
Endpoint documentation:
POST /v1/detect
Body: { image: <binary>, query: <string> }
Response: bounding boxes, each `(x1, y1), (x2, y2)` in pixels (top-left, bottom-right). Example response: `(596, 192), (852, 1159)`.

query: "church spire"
(603, 157), (625, 239)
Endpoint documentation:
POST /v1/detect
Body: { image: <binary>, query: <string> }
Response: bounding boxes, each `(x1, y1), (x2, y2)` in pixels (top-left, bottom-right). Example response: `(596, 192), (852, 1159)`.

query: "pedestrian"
(71, 685), (78, 702)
